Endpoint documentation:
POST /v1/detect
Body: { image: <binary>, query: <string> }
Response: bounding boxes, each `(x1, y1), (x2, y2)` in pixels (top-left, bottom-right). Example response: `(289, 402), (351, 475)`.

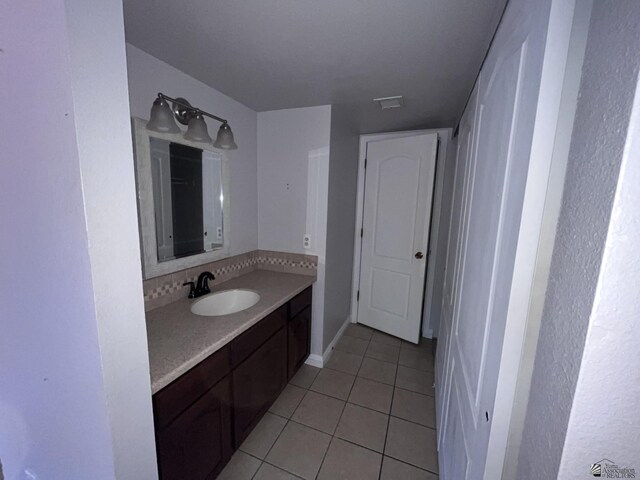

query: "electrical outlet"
(303, 234), (311, 249)
(217, 227), (222, 239)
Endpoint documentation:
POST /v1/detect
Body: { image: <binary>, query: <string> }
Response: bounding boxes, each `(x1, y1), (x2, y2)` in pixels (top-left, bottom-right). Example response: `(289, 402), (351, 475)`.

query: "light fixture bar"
(157, 93), (228, 125)
(148, 92), (238, 149)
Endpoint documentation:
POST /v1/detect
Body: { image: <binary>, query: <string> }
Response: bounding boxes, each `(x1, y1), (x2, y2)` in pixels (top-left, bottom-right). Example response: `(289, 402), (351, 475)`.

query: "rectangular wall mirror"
(132, 118), (230, 279)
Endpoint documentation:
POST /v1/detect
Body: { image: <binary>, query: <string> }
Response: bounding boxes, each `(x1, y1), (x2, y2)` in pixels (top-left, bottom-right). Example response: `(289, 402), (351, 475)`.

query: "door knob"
(415, 252), (424, 259)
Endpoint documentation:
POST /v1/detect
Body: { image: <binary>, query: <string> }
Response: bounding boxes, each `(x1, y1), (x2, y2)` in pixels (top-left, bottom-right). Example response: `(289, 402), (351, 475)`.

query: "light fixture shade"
(147, 97), (180, 133)
(184, 114), (212, 143)
(213, 123), (238, 150)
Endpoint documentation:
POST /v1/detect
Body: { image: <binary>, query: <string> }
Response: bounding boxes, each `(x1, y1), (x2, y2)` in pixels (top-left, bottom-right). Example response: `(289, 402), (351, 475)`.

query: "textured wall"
(556, 2), (640, 473)
(517, 1), (640, 478)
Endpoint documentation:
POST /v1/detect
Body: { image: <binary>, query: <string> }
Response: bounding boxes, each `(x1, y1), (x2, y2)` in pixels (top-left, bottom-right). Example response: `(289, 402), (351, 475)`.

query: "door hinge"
(360, 228), (363, 238)
(364, 158), (367, 169)
(357, 290), (360, 301)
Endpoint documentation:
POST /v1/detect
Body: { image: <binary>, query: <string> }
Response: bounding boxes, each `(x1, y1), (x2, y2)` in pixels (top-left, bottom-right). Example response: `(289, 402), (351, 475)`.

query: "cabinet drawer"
(154, 346), (230, 429)
(288, 287), (312, 319)
(156, 376), (232, 480)
(230, 305), (286, 368)
(288, 306), (311, 379)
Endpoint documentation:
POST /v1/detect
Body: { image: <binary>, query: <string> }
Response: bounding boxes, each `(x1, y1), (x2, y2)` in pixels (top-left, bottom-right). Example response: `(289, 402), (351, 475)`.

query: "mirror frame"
(132, 117), (231, 279)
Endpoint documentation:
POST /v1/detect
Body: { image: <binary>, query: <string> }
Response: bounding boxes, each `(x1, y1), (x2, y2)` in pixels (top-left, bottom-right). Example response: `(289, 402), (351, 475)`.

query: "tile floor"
(219, 323), (438, 480)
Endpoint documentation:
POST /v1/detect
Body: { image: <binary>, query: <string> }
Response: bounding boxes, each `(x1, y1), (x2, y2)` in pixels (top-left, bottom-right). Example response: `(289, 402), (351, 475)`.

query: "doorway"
(351, 130), (449, 343)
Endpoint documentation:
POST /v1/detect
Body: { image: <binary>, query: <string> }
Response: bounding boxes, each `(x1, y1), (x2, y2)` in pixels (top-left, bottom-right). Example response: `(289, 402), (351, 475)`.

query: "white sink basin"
(190, 289), (261, 316)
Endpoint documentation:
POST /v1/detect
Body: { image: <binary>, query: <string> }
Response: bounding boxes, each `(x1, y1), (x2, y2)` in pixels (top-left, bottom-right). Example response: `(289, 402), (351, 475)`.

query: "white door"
(436, 82), (478, 450)
(357, 133), (438, 343)
(436, 0), (556, 478)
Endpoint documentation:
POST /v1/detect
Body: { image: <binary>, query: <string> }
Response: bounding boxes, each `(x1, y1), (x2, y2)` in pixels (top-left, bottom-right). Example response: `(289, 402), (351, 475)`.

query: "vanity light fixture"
(147, 93), (238, 150)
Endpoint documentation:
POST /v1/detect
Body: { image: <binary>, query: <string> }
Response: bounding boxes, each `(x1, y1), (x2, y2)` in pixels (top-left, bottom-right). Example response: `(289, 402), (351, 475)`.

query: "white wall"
(257, 106), (332, 254)
(559, 74), (640, 475)
(323, 108), (360, 348)
(126, 44), (258, 256)
(0, 1), (157, 479)
(420, 129), (452, 338)
(257, 105), (332, 358)
(427, 135), (457, 337)
(517, 1), (640, 477)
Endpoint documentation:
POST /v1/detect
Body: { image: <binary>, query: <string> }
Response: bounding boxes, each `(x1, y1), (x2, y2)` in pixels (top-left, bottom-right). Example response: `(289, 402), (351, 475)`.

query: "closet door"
(436, 0), (559, 477)
(435, 82), (478, 449)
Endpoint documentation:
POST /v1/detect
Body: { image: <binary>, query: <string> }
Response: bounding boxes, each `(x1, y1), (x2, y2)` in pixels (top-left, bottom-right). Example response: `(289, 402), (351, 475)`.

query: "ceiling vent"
(373, 96), (404, 110)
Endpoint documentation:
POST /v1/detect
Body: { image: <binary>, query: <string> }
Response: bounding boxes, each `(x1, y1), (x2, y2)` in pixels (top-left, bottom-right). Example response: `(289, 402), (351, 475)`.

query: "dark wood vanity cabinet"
(156, 377), (232, 480)
(153, 347), (232, 480)
(153, 286), (312, 479)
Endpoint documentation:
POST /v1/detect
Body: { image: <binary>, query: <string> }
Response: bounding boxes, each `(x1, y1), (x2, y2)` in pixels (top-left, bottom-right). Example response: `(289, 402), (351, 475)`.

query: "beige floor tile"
(391, 388), (436, 428)
(371, 330), (402, 347)
(396, 366), (435, 396)
(344, 323), (374, 341)
(358, 357), (397, 385)
(253, 462), (301, 480)
(317, 438), (382, 480)
(270, 384), (307, 419)
(266, 421), (331, 480)
(218, 451), (261, 480)
(366, 341), (400, 363)
(380, 456), (438, 480)
(335, 403), (389, 452)
(385, 417), (438, 473)
(290, 364), (321, 389)
(399, 348), (435, 372)
(325, 349), (363, 375)
(335, 335), (370, 355)
(348, 377), (394, 413)
(292, 390), (346, 434)
(240, 412), (287, 459)
(401, 339), (435, 355)
(310, 368), (356, 400)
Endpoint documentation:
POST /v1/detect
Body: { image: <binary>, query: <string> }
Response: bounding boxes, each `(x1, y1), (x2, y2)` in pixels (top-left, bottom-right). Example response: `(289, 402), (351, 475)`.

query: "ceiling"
(123, 0), (507, 133)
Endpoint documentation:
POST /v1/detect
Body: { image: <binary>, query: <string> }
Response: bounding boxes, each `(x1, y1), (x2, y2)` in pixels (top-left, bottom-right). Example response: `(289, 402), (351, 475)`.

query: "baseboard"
(304, 315), (352, 369)
(305, 354), (324, 368)
(423, 328), (434, 339)
(322, 315), (352, 365)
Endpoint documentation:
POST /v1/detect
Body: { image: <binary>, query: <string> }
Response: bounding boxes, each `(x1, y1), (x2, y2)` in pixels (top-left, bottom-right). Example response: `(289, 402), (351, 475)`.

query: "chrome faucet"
(183, 271), (215, 298)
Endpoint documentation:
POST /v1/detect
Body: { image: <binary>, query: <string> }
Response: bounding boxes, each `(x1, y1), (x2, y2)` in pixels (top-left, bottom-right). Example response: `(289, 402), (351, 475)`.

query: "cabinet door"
(156, 377), (232, 480)
(288, 287), (312, 318)
(288, 306), (311, 379)
(232, 327), (287, 447)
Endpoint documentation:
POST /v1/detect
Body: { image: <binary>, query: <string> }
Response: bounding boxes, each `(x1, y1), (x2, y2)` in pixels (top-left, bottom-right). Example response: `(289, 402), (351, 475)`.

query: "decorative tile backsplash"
(143, 250), (317, 311)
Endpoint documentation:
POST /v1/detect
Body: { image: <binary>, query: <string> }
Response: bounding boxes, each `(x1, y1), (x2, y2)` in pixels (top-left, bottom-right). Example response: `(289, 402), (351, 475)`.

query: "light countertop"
(146, 269), (315, 393)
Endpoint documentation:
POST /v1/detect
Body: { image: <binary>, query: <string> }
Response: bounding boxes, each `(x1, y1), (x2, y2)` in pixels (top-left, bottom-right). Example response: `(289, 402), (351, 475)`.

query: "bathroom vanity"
(132, 115), (315, 478)
(145, 270), (313, 480)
